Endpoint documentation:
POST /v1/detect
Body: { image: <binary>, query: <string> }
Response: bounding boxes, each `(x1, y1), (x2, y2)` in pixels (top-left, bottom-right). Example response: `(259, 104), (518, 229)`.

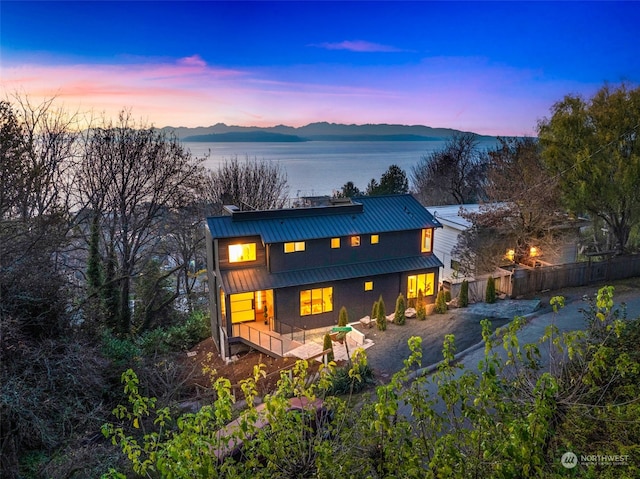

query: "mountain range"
(162, 122), (495, 142)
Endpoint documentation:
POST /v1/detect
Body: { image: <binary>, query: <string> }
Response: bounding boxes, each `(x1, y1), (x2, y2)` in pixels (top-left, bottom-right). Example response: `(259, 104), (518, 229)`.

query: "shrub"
(417, 301), (427, 321)
(371, 300), (379, 321)
(486, 276), (496, 304)
(101, 331), (141, 366)
(323, 333), (334, 363)
(394, 293), (406, 326)
(435, 290), (448, 314)
(444, 290), (452, 303)
(376, 295), (387, 331)
(459, 279), (469, 307)
(138, 310), (210, 355)
(338, 306), (348, 327)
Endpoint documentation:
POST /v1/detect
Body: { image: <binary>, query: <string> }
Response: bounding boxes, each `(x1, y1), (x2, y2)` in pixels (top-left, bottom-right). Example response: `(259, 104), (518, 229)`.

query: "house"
(427, 204), (480, 283)
(206, 194), (443, 359)
(427, 203), (588, 296)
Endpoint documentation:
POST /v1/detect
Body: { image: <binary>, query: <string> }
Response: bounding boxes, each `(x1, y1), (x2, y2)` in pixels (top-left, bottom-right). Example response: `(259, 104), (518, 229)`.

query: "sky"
(1, 1), (639, 136)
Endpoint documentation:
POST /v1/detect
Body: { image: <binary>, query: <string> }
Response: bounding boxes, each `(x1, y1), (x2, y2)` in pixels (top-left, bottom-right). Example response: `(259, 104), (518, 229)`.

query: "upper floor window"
(364, 281), (374, 291)
(371, 234), (379, 244)
(331, 237), (341, 249)
(350, 236), (361, 247)
(228, 243), (256, 263)
(421, 228), (433, 253)
(284, 241), (305, 253)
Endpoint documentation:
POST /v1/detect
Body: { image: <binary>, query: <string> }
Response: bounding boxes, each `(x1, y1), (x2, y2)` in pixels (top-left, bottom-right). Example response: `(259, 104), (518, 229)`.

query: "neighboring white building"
(426, 203), (586, 285)
(426, 204), (481, 283)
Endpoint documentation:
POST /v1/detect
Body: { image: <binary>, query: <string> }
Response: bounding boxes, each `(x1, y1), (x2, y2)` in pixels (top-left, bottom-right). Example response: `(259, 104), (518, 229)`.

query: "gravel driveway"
(356, 299), (541, 379)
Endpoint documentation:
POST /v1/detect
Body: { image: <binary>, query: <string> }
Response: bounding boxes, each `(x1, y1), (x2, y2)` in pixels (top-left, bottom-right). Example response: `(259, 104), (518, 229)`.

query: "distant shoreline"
(183, 133), (446, 142)
(169, 121), (499, 143)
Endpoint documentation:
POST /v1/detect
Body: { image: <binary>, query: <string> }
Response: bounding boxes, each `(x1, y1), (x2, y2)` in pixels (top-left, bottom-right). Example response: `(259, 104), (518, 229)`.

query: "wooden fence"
(510, 254), (640, 297)
(445, 254), (640, 301)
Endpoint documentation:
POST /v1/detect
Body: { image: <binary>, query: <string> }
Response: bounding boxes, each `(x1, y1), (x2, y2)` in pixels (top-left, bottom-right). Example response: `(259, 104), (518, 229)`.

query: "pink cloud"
(313, 40), (403, 53)
(177, 55), (207, 68)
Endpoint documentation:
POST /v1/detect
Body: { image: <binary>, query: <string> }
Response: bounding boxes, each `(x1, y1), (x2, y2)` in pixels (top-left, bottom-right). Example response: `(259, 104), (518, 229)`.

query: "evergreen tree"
(485, 276), (496, 304)
(459, 279), (469, 307)
(338, 306), (348, 327)
(323, 333), (334, 363)
(394, 293), (406, 326)
(376, 295), (387, 331)
(435, 290), (448, 314)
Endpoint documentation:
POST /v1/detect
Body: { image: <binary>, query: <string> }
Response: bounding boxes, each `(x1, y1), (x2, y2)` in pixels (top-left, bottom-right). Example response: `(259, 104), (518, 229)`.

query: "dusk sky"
(2, 1), (639, 136)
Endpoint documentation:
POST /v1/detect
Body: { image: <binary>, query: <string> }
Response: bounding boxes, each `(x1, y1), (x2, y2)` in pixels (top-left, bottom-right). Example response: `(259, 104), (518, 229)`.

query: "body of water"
(185, 139), (498, 198)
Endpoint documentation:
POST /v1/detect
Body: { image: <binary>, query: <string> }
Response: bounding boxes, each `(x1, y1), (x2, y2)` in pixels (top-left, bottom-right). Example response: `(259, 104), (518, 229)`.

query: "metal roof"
(219, 254), (443, 294)
(425, 204), (482, 230)
(208, 194), (442, 243)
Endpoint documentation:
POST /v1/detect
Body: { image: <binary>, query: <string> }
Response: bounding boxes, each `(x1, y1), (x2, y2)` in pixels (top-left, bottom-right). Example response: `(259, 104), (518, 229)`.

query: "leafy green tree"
(485, 275), (496, 303)
(103, 287), (640, 479)
(394, 293), (406, 325)
(376, 295), (387, 331)
(538, 83), (640, 253)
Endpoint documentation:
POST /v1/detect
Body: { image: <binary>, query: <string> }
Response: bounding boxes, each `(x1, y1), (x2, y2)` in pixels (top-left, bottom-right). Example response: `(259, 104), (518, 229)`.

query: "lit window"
(364, 281), (374, 291)
(331, 237), (340, 249)
(350, 236), (360, 247)
(529, 246), (539, 257)
(300, 287), (333, 316)
(421, 229), (433, 253)
(371, 234), (379, 244)
(505, 249), (515, 261)
(407, 273), (435, 299)
(228, 243), (256, 263)
(284, 241), (305, 253)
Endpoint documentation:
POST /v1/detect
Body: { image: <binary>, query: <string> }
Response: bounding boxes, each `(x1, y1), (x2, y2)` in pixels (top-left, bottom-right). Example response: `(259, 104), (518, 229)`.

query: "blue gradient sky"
(2, 1), (638, 135)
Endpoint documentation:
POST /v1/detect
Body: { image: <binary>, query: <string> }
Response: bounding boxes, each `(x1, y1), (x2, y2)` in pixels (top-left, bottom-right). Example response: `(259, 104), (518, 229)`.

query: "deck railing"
(231, 321), (306, 357)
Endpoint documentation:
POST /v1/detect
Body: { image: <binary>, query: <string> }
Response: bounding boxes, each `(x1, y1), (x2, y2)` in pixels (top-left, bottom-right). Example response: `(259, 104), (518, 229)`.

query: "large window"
(407, 272), (435, 299)
(228, 243), (256, 263)
(421, 228), (433, 253)
(284, 241), (305, 253)
(230, 292), (255, 323)
(300, 287), (333, 316)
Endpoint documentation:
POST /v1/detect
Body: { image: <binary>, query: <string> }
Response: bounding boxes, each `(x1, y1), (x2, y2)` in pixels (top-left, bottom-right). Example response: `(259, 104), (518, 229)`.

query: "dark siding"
(273, 271), (435, 330)
(269, 229), (429, 273)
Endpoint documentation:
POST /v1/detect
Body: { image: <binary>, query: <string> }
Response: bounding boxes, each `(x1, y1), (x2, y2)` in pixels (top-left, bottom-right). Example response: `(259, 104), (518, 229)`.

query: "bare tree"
(77, 111), (206, 334)
(453, 137), (571, 275)
(203, 155), (288, 212)
(412, 132), (488, 205)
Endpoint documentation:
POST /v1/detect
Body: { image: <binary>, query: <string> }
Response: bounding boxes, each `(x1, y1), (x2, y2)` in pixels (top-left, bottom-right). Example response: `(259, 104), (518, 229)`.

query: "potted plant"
(263, 304), (269, 325)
